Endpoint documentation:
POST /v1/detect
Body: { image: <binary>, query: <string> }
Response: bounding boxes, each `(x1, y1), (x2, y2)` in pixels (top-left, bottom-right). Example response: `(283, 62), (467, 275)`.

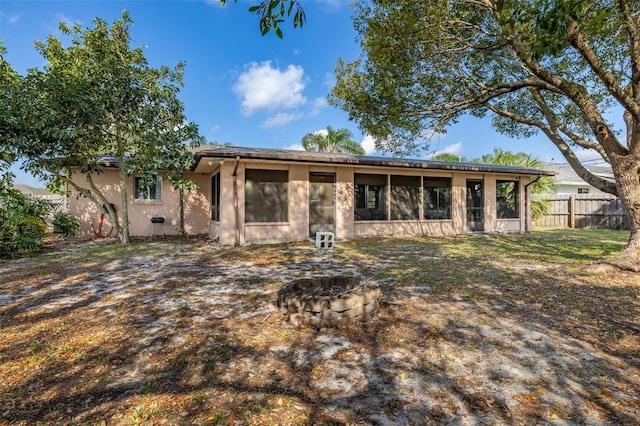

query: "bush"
(53, 211), (79, 237)
(0, 174), (54, 257)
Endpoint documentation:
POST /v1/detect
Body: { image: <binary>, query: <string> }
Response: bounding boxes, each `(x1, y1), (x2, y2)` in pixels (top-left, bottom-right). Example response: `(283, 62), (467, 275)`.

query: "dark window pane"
(391, 175), (420, 220)
(211, 173), (220, 221)
(245, 169), (288, 222)
(496, 180), (519, 218)
(134, 175), (162, 201)
(354, 174), (387, 221)
(424, 177), (451, 219)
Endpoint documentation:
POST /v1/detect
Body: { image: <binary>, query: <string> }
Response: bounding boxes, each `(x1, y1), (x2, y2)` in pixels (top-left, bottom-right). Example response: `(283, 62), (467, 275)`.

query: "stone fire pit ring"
(276, 276), (382, 327)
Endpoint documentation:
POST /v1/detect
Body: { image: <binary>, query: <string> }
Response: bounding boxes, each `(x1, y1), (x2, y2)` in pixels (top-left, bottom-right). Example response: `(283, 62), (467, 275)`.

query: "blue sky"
(1, 0), (600, 187)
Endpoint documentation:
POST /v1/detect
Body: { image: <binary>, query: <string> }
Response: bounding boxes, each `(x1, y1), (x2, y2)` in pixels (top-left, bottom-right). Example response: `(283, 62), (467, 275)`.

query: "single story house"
(540, 162), (615, 195)
(68, 146), (555, 244)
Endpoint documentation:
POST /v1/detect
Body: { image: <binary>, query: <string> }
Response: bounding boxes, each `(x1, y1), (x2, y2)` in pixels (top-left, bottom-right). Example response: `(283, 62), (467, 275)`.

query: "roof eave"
(194, 149), (556, 177)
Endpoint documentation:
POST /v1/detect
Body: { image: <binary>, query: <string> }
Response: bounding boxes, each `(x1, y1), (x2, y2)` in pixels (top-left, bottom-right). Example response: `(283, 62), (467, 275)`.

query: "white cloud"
(426, 142), (464, 159)
(261, 112), (303, 128)
(55, 13), (77, 29)
(310, 97), (328, 116)
(323, 72), (335, 88)
(313, 128), (328, 137)
(283, 143), (304, 151)
(234, 61), (307, 115)
(360, 134), (378, 155)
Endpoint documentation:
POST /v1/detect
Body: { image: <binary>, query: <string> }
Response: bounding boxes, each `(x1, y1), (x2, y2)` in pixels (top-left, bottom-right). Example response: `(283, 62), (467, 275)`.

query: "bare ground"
(0, 231), (638, 425)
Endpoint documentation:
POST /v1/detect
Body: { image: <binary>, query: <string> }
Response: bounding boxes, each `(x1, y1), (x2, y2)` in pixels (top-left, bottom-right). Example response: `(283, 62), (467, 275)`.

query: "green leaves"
(224, 0), (306, 38)
(301, 125), (366, 155)
(0, 173), (55, 257)
(2, 11), (203, 244)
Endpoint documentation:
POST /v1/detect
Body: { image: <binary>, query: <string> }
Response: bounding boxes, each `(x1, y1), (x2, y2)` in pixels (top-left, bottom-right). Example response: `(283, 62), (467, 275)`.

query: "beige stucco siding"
(69, 169), (210, 239)
(67, 156), (535, 244)
(336, 167), (355, 239)
(289, 165), (310, 241)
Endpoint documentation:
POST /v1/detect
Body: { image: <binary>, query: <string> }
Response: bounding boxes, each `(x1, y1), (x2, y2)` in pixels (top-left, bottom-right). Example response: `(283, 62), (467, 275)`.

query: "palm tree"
(301, 126), (365, 155)
(430, 153), (466, 162)
(473, 148), (555, 220)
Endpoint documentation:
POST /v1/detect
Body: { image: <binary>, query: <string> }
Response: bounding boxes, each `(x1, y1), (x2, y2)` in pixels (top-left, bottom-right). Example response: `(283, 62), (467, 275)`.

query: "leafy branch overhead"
(221, 0), (306, 38)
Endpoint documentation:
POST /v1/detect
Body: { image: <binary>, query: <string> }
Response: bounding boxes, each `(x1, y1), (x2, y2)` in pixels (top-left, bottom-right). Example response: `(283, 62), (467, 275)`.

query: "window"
(354, 174), (387, 220)
(391, 175), (420, 220)
(245, 169), (288, 223)
(578, 187), (590, 194)
(211, 173), (220, 221)
(496, 180), (519, 218)
(134, 175), (162, 201)
(424, 177), (451, 219)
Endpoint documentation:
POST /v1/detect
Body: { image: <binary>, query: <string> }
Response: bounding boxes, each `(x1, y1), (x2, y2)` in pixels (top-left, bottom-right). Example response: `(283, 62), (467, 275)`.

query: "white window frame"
(134, 175), (162, 201)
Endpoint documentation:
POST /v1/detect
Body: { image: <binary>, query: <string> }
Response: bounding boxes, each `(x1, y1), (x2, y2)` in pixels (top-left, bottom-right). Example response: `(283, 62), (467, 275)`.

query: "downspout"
(232, 156), (241, 246)
(524, 174), (542, 232)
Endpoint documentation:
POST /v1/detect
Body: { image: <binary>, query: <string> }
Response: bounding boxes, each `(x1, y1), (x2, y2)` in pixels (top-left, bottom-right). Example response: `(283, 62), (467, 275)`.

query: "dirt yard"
(0, 231), (638, 425)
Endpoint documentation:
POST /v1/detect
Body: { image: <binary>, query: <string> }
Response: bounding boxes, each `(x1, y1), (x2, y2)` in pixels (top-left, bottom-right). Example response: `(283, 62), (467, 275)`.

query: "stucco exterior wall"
(68, 169), (210, 239)
(67, 159), (533, 244)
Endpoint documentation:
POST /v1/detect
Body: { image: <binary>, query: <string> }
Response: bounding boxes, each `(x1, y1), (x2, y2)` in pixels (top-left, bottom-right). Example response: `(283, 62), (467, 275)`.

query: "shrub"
(53, 211), (79, 237)
(0, 174), (54, 257)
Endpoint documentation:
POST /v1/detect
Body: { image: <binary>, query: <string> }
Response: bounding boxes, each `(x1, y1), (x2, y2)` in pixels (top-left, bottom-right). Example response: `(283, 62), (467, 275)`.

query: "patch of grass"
(128, 402), (165, 424)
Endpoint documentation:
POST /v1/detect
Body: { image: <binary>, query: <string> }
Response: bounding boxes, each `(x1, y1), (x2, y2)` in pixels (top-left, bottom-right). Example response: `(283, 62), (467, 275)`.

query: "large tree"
(301, 125), (366, 155)
(330, 0), (640, 271)
(1, 12), (203, 244)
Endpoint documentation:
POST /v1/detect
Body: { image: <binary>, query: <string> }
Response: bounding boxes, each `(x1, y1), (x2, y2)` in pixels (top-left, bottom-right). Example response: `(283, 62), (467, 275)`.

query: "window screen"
(245, 169), (288, 223)
(496, 180), (519, 218)
(424, 177), (451, 219)
(354, 174), (387, 221)
(390, 175), (420, 220)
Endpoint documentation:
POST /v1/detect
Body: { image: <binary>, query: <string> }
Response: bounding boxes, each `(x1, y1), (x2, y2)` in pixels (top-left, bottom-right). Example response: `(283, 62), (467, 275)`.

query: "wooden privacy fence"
(532, 194), (628, 230)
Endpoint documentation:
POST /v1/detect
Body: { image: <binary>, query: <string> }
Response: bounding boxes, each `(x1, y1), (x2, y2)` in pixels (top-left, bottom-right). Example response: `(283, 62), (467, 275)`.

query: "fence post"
(569, 195), (576, 228)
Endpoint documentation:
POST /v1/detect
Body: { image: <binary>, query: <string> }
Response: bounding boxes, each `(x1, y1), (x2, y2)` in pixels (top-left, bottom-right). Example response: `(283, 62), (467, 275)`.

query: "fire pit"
(276, 276), (382, 327)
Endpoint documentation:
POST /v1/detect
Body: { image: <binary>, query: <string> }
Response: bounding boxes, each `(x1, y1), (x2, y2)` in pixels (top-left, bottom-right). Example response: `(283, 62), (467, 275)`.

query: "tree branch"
(504, 20), (629, 158)
(485, 100), (618, 195)
(528, 89), (610, 162)
(619, 0), (640, 99)
(566, 19), (640, 119)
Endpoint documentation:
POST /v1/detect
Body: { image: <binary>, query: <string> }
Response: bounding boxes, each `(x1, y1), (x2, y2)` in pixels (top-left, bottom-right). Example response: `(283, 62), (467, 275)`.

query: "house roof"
(540, 162), (614, 186)
(15, 184), (56, 197)
(194, 146), (556, 177)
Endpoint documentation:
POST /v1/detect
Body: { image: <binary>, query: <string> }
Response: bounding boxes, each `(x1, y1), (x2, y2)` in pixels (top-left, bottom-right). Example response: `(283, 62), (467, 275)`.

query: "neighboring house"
(15, 184), (67, 231)
(15, 184), (67, 208)
(68, 146), (555, 244)
(541, 162), (615, 195)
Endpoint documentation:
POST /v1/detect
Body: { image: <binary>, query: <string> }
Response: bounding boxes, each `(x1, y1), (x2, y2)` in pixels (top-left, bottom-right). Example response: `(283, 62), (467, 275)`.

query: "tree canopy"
(330, 0), (640, 270)
(301, 126), (366, 155)
(0, 12), (203, 244)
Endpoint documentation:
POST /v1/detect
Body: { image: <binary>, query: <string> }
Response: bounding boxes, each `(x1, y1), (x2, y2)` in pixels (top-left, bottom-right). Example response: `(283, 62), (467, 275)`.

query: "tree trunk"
(118, 163), (131, 245)
(178, 190), (185, 235)
(605, 153), (640, 271)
